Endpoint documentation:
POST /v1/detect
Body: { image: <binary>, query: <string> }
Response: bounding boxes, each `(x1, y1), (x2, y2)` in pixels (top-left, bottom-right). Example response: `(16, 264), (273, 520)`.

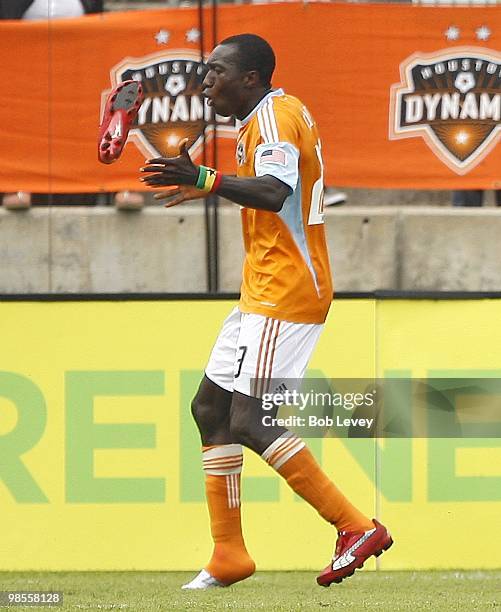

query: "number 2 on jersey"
(308, 141), (325, 225)
(302, 106), (325, 226)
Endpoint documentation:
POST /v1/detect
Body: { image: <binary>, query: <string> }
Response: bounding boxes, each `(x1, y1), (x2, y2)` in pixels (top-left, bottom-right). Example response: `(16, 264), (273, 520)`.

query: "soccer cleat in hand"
(98, 80), (143, 164)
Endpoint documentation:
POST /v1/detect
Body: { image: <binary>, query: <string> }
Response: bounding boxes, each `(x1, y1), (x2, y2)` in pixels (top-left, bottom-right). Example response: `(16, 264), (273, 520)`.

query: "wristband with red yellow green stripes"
(195, 165), (222, 193)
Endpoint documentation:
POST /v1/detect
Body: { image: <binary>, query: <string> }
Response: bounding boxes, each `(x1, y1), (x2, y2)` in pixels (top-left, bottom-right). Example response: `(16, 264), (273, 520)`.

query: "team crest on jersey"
(390, 48), (501, 174)
(236, 140), (246, 165)
(103, 51), (237, 159)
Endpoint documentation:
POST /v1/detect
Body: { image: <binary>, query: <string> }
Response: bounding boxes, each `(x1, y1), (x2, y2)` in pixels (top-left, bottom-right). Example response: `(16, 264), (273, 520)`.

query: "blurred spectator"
(1, 0), (105, 208)
(452, 190), (501, 207)
(0, 1), (102, 20)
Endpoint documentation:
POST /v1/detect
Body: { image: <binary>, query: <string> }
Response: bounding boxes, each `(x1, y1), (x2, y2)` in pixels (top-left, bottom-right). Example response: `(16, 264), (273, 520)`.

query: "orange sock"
(262, 433), (373, 533)
(202, 445), (255, 584)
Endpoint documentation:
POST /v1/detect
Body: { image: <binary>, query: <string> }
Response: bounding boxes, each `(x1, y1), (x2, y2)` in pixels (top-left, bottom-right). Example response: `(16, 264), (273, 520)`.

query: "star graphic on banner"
(186, 28), (200, 43)
(455, 131), (469, 145)
(155, 29), (170, 45)
(476, 25), (491, 41)
(445, 25), (460, 41)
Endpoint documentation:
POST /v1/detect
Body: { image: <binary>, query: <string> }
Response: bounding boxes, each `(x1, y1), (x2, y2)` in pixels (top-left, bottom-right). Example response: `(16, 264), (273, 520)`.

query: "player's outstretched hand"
(139, 138), (198, 188)
(153, 185), (207, 208)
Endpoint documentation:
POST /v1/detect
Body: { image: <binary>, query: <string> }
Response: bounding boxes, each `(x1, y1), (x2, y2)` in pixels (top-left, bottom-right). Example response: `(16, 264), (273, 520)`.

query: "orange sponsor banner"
(1, 3), (501, 192)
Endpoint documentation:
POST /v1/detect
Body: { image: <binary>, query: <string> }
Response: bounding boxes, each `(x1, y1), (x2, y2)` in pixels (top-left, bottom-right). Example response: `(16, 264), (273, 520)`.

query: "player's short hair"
(219, 33), (275, 87)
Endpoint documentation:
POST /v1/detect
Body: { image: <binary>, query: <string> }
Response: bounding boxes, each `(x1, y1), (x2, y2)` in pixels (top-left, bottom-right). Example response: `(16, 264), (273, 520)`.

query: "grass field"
(0, 571), (499, 611)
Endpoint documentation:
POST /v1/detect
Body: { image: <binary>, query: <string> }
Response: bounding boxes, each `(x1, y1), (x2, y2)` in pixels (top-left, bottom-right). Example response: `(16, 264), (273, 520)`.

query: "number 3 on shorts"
(234, 346), (248, 379)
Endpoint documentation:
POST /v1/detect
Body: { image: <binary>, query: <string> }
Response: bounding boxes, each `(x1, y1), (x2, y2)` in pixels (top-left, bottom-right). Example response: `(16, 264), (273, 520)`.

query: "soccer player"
(140, 33), (392, 589)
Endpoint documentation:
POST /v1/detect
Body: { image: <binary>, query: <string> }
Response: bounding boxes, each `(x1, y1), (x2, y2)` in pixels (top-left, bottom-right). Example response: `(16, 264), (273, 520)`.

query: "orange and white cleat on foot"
(317, 519), (393, 587)
(98, 80), (143, 164)
(181, 569), (226, 590)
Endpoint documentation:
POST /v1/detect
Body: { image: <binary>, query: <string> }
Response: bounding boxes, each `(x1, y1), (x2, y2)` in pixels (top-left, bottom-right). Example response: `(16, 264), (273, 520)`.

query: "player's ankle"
(208, 561), (255, 586)
(334, 517), (374, 533)
(206, 547), (256, 585)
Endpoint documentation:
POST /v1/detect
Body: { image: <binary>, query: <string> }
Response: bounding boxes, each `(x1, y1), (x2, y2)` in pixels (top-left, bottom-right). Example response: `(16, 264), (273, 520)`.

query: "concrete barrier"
(218, 206), (244, 292)
(324, 207), (398, 291)
(0, 208), (49, 292)
(0, 206), (206, 294)
(1, 205), (501, 293)
(400, 207), (501, 291)
(51, 206), (207, 293)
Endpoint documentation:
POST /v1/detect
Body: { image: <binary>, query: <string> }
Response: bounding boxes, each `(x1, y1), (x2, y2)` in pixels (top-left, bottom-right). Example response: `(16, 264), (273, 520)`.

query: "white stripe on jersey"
(257, 99), (281, 145)
(265, 99), (280, 142)
(261, 104), (275, 143)
(257, 107), (272, 143)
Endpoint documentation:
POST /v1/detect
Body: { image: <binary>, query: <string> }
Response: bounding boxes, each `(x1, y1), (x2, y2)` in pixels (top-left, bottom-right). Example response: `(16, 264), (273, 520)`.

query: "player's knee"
(191, 395), (213, 432)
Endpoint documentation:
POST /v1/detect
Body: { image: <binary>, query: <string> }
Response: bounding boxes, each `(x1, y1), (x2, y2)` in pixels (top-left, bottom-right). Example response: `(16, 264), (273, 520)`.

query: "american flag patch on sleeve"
(260, 148), (286, 165)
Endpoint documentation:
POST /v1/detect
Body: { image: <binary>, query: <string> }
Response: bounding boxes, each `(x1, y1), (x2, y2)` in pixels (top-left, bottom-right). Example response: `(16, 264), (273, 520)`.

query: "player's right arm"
(153, 176), (289, 212)
(215, 175), (290, 212)
(140, 140), (291, 212)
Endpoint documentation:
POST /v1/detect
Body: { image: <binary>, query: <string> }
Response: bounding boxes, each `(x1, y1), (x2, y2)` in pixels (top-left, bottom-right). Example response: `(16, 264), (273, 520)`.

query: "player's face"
(202, 44), (249, 118)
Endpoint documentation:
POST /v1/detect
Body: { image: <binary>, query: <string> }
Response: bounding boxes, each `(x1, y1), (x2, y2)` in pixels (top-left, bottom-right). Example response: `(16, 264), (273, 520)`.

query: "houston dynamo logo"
(103, 50), (237, 159)
(390, 48), (501, 174)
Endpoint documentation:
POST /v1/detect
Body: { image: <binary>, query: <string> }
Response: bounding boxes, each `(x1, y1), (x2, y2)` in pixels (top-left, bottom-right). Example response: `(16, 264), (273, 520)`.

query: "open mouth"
(203, 89), (214, 106)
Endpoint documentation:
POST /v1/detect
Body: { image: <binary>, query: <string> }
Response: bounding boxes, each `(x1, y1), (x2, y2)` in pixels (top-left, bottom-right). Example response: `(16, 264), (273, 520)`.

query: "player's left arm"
(140, 139), (291, 212)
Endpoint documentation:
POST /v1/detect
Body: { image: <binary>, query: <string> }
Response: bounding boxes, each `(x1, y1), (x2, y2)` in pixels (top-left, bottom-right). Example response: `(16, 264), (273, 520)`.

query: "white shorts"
(205, 307), (323, 398)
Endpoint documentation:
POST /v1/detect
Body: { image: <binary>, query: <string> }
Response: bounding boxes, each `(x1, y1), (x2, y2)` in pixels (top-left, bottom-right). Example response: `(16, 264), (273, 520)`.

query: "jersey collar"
(237, 88), (285, 128)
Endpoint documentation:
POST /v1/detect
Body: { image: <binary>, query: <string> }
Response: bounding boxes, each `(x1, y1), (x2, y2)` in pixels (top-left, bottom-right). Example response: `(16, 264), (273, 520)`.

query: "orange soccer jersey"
(236, 89), (333, 324)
